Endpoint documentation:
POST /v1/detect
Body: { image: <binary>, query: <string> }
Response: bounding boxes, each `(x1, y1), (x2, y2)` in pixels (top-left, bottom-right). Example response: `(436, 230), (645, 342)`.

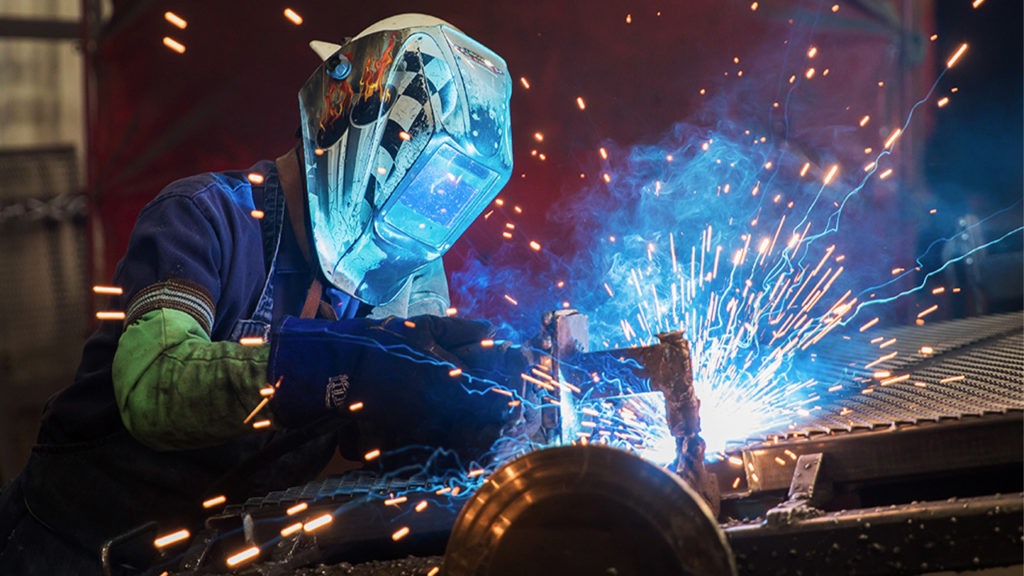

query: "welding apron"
(8, 168), (346, 569)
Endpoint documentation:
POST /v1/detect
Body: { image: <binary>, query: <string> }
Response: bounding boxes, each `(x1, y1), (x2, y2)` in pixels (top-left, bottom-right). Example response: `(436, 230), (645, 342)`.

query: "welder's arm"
(112, 307), (268, 451)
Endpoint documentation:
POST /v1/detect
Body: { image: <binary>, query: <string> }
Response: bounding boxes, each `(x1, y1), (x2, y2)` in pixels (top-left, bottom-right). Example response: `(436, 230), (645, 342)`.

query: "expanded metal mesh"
(786, 312), (1023, 437)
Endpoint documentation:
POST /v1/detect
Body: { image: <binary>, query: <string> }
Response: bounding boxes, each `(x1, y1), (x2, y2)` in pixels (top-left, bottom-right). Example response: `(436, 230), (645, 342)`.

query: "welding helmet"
(298, 14), (513, 305)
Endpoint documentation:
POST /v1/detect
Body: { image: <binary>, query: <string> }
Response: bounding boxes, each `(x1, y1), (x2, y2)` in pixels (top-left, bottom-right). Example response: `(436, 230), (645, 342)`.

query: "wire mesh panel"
(0, 145), (88, 481)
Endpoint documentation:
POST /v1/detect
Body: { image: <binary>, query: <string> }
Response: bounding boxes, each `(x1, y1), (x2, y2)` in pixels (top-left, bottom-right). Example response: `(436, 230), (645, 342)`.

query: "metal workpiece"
(725, 492), (1024, 576)
(443, 445), (737, 576)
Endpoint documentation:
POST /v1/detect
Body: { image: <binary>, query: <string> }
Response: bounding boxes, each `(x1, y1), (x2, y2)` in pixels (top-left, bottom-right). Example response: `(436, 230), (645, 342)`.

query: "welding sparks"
(392, 526), (411, 541)
(937, 97), (950, 107)
(164, 11), (187, 29)
(96, 311), (125, 320)
(154, 529), (189, 548)
(576, 96), (586, 110)
(226, 546), (260, 567)
(823, 164), (838, 185)
(250, 209), (265, 219)
(917, 304), (938, 318)
(303, 514), (333, 532)
(162, 37), (185, 54)
(939, 375), (965, 384)
(202, 495), (226, 509)
(348, 401), (364, 411)
(280, 522), (303, 537)
(286, 502), (308, 515)
(247, 172), (264, 184)
(364, 449), (381, 461)
(946, 43), (968, 68)
(283, 8), (303, 25)
(415, 500), (429, 512)
(92, 285), (122, 295)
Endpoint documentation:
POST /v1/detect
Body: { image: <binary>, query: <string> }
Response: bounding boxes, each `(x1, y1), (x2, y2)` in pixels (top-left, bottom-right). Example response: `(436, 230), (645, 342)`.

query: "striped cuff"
(125, 278), (216, 336)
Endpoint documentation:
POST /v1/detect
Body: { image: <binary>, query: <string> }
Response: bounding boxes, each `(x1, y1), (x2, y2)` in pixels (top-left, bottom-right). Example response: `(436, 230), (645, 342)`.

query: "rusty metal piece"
(764, 453), (828, 526)
(602, 331), (719, 516)
(540, 309), (718, 514)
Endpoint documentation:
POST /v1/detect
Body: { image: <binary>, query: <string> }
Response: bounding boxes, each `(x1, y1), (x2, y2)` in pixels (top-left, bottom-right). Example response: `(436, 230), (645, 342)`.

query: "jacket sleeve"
(113, 307), (269, 451)
(109, 189), (267, 450)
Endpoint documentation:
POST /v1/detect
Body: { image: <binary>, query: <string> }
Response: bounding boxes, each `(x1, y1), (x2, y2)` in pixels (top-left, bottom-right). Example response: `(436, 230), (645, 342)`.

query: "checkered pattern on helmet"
(371, 51), (457, 195)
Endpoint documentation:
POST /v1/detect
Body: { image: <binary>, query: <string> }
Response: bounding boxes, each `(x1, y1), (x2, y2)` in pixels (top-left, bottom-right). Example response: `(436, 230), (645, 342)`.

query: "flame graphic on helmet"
(360, 33), (397, 105)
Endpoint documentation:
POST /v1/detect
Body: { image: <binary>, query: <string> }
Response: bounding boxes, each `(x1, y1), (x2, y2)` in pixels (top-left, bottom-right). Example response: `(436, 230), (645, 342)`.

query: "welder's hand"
(267, 315), (513, 458)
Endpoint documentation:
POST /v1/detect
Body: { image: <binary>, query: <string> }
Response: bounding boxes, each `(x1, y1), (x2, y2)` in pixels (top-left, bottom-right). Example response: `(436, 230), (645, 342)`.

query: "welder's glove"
(268, 315), (515, 459)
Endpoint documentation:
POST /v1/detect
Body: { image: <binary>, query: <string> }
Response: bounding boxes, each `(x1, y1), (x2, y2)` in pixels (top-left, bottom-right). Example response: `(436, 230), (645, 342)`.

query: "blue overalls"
(0, 161), (373, 574)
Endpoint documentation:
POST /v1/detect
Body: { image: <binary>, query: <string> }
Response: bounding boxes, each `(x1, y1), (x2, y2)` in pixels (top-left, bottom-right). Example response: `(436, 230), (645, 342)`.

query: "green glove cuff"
(112, 308), (269, 451)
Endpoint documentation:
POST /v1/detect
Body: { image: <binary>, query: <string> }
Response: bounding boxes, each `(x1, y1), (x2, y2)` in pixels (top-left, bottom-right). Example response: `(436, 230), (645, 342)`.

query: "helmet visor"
(380, 142), (498, 249)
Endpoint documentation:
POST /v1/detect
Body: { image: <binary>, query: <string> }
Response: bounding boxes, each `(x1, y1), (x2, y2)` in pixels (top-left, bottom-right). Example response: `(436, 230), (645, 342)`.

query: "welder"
(0, 14), (519, 574)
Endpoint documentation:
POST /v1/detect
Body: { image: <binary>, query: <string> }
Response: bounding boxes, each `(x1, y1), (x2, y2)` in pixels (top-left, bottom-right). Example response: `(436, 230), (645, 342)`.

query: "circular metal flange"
(443, 445), (736, 576)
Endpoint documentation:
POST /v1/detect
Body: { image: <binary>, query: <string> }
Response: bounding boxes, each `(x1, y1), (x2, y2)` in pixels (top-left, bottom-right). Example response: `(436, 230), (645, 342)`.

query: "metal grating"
(779, 312), (1023, 438)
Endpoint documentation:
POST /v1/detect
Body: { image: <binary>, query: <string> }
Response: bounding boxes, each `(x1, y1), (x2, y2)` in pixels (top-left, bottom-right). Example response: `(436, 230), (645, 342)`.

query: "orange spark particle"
(303, 514), (333, 532)
(92, 285), (123, 295)
(805, 67), (816, 79)
(286, 502), (308, 515)
(503, 294), (518, 306)
(415, 500), (429, 512)
(625, 13), (631, 23)
(884, 128), (902, 150)
(533, 132), (544, 142)
(162, 37), (185, 54)
(164, 12), (187, 29)
(529, 240), (541, 251)
(750, 2), (759, 10)
(399, 131), (411, 141)
(202, 496), (226, 508)
(576, 96), (586, 110)
(917, 304), (938, 318)
(252, 419), (271, 429)
(800, 162), (810, 177)
(807, 46), (817, 58)
(480, 339), (495, 347)
(392, 526), (411, 541)
(937, 97), (949, 107)
(823, 164), (838, 185)
(599, 147), (608, 159)
(348, 402), (364, 411)
(859, 115), (870, 127)
(520, 77), (530, 89)
(364, 449), (381, 460)
(283, 8), (303, 25)
(280, 522), (303, 537)
(96, 311), (126, 320)
(879, 168), (893, 180)
(449, 367), (464, 377)
(250, 209), (265, 219)
(154, 529), (190, 548)
(446, 307), (458, 316)
(602, 173), (611, 183)
(946, 43), (968, 68)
